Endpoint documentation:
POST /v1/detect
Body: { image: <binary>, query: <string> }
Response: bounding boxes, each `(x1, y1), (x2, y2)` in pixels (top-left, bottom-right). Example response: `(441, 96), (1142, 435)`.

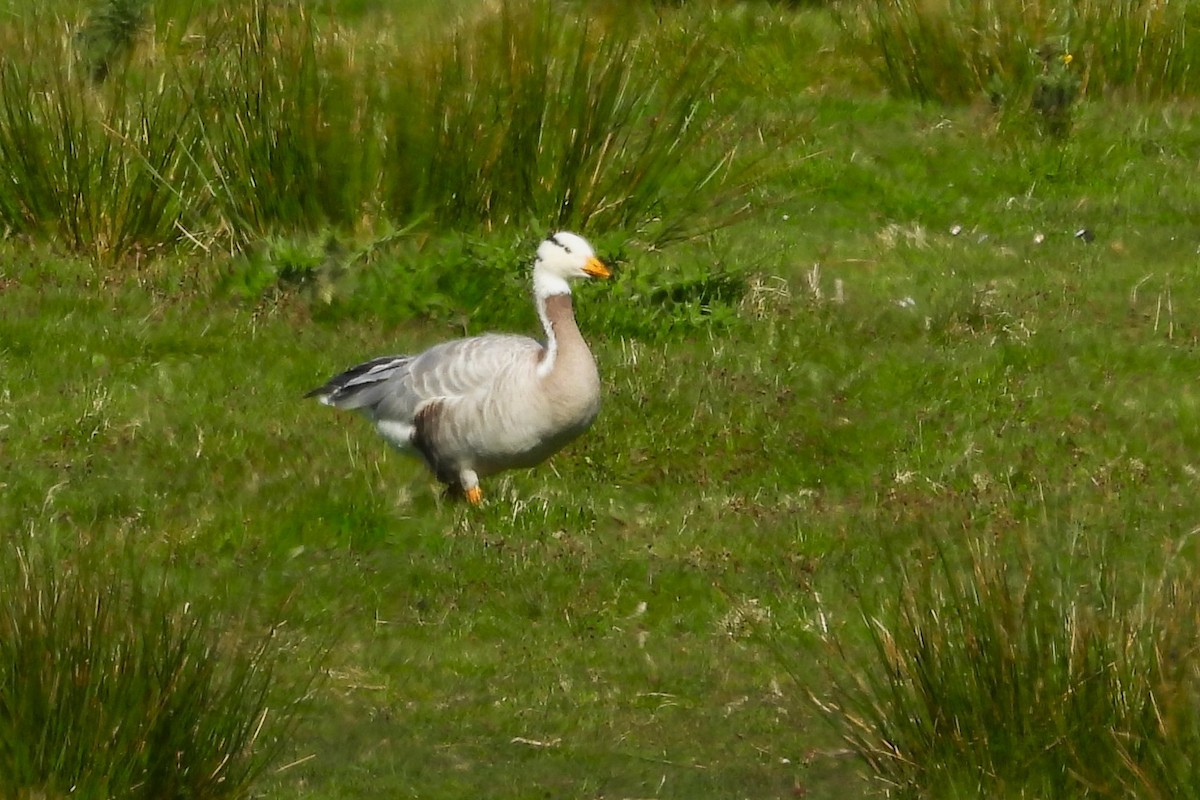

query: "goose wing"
(307, 334), (543, 419)
(376, 334), (542, 421)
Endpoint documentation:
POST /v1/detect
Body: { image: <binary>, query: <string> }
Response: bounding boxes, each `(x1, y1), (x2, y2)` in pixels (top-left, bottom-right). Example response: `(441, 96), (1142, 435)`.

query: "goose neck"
(533, 269), (572, 300)
(536, 292), (582, 378)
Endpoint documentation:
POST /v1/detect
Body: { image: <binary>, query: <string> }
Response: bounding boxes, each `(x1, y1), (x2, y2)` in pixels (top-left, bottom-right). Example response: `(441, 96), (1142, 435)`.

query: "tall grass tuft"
(839, 0), (1200, 108)
(192, 3), (384, 246)
(0, 18), (199, 261)
(813, 541), (1200, 797)
(0, 538), (310, 799)
(1112, 578), (1200, 799)
(384, 0), (735, 242)
(0, 0), (743, 260)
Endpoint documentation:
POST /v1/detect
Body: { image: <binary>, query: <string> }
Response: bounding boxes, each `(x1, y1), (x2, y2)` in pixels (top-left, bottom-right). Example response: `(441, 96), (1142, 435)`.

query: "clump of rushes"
(192, 2), (385, 246)
(1111, 578), (1200, 799)
(839, 0), (1200, 106)
(384, 0), (735, 243)
(0, 0), (741, 259)
(0, 14), (199, 262)
(814, 541), (1200, 798)
(0, 538), (311, 799)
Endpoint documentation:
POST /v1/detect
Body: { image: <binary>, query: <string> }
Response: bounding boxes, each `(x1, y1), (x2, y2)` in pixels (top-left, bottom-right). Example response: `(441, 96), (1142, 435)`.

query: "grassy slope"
(3, 4), (1200, 798)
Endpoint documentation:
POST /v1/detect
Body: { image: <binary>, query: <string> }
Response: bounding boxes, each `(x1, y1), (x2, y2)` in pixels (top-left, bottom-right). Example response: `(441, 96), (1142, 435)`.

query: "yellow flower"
(1062, 53), (1074, 66)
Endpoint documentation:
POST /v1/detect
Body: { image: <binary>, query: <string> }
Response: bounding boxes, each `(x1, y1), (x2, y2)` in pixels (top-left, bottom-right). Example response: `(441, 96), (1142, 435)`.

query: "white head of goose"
(306, 231), (611, 504)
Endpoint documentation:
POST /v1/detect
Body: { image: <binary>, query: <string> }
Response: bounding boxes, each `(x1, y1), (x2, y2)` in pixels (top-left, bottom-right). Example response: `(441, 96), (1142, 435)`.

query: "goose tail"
(305, 355), (412, 410)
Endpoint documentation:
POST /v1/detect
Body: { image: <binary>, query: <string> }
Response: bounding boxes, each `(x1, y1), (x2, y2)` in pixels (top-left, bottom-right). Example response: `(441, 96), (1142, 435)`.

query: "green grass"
(4, 0), (1200, 797)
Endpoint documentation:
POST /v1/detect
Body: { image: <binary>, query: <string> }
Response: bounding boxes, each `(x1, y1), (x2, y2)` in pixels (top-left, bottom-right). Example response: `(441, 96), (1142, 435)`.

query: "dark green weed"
(77, 0), (150, 83)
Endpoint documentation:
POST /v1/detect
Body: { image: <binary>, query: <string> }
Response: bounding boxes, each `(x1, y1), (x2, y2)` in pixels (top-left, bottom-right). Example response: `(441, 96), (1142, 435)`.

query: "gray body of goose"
(306, 232), (611, 504)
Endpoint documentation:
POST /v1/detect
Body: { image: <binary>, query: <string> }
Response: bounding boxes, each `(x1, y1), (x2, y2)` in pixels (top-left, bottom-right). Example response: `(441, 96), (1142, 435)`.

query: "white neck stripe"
(536, 293), (557, 377)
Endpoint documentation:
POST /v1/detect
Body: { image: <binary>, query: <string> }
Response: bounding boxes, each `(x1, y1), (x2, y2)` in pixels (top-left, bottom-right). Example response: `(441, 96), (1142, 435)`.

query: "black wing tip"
(304, 354), (410, 403)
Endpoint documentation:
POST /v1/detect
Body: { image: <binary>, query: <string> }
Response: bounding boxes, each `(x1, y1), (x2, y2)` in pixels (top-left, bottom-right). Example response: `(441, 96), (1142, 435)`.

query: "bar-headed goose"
(306, 232), (611, 504)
